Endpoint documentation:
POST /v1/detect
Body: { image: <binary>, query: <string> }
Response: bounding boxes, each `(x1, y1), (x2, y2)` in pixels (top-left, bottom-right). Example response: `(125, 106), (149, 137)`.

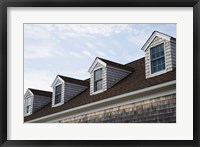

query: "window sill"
(148, 69), (167, 78)
(52, 102), (64, 107)
(92, 89), (105, 95)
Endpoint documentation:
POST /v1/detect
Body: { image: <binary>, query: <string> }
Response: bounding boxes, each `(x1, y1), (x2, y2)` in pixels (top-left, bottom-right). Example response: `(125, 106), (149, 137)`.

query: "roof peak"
(96, 57), (133, 72)
(58, 75), (89, 86)
(28, 88), (52, 98)
(141, 31), (176, 51)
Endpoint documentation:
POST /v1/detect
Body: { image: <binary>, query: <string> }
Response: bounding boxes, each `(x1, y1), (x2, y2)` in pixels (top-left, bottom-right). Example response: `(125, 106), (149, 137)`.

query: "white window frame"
(149, 41), (167, 77)
(25, 96), (32, 116)
(94, 68), (103, 92)
(92, 66), (105, 95)
(53, 84), (63, 107)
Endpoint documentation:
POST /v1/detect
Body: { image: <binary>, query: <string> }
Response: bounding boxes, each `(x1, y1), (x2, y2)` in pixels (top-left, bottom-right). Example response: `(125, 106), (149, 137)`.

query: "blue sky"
(24, 24), (176, 92)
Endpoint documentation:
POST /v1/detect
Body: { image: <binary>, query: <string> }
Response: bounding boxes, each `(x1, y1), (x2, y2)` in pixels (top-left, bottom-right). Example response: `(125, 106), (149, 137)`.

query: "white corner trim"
(26, 80), (176, 123)
(142, 31), (171, 51)
(88, 58), (106, 73)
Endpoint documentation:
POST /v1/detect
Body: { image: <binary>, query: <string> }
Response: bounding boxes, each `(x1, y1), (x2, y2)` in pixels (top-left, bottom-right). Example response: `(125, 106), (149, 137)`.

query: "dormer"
(88, 57), (133, 95)
(51, 75), (89, 107)
(24, 88), (52, 116)
(141, 31), (176, 79)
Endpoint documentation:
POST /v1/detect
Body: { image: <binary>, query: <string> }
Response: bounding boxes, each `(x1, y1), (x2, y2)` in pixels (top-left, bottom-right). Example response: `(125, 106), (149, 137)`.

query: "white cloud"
(24, 43), (63, 59)
(96, 50), (107, 57)
(64, 24), (132, 36)
(85, 42), (96, 50)
(69, 51), (83, 58)
(24, 24), (51, 40)
(82, 50), (93, 58)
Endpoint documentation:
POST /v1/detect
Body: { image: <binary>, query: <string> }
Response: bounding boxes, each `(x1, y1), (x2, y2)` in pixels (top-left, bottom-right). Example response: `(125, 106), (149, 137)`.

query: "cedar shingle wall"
(60, 94), (176, 123)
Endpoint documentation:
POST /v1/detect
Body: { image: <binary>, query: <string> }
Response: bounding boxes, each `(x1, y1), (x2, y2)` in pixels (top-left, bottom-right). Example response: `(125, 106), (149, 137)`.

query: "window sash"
(27, 97), (31, 105)
(94, 79), (102, 92)
(55, 94), (61, 104)
(150, 43), (165, 74)
(94, 68), (103, 92)
(55, 84), (62, 104)
(26, 105), (31, 113)
(55, 85), (61, 95)
(94, 68), (102, 81)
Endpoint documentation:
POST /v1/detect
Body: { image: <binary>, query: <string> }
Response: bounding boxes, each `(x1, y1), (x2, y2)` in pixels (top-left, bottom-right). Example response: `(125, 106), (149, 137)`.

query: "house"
(24, 31), (176, 123)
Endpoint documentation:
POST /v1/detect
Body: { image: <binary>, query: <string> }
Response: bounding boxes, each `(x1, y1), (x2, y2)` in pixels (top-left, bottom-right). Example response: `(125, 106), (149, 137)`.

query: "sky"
(24, 24), (176, 92)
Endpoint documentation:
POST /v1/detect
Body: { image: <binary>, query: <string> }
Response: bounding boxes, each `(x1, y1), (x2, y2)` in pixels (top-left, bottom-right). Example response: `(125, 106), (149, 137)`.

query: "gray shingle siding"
(64, 83), (88, 102)
(107, 66), (130, 89)
(170, 40), (176, 69)
(33, 95), (51, 112)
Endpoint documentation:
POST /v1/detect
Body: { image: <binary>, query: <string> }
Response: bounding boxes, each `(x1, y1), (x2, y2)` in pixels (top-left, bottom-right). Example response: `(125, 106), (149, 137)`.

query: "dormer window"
(150, 43), (165, 74)
(94, 68), (103, 92)
(51, 75), (89, 107)
(88, 57), (132, 95)
(55, 84), (62, 104)
(142, 31), (176, 79)
(24, 88), (52, 116)
(25, 97), (31, 114)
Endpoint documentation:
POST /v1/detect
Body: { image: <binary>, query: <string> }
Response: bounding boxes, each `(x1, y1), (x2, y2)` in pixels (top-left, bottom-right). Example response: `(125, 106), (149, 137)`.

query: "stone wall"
(60, 94), (176, 123)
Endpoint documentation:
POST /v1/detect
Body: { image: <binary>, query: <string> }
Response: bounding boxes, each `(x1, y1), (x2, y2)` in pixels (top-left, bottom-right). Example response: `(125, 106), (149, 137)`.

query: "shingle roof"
(58, 75), (89, 87)
(97, 57), (133, 72)
(29, 88), (52, 98)
(24, 57), (176, 122)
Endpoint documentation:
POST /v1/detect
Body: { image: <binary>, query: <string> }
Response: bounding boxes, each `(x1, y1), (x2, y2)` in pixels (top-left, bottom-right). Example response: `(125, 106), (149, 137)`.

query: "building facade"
(24, 31), (176, 123)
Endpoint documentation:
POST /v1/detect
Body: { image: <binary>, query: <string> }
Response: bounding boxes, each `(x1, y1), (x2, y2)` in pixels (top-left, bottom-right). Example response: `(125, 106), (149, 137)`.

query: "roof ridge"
(29, 88), (52, 93)
(97, 57), (133, 71)
(58, 75), (85, 81)
(125, 57), (145, 66)
(58, 75), (89, 86)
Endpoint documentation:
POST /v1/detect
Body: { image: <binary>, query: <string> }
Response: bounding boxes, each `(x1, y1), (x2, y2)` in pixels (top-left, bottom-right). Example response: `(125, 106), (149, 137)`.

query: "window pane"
(55, 85), (61, 95)
(26, 106), (30, 113)
(94, 68), (102, 81)
(94, 80), (102, 92)
(151, 43), (164, 60)
(55, 94), (61, 104)
(150, 43), (165, 73)
(27, 97), (31, 105)
(96, 80), (102, 91)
